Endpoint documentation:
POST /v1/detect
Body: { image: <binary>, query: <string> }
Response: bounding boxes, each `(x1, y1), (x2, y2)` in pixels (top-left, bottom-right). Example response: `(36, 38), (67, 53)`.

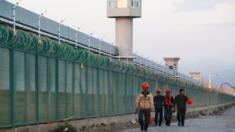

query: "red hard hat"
(142, 82), (149, 90)
(156, 88), (161, 94)
(166, 88), (171, 93)
(187, 98), (193, 105)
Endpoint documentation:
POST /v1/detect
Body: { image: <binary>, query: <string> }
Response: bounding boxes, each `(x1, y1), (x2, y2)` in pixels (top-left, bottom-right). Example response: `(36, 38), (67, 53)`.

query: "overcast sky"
(7, 0), (235, 86)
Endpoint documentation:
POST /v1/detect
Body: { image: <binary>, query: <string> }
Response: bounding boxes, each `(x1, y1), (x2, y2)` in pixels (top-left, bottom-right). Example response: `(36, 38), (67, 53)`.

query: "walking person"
(163, 88), (175, 126)
(175, 88), (191, 127)
(154, 88), (164, 127)
(136, 82), (154, 131)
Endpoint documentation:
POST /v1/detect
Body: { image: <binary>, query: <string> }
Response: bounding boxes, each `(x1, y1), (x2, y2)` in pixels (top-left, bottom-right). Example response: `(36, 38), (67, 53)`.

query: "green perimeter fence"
(0, 24), (234, 128)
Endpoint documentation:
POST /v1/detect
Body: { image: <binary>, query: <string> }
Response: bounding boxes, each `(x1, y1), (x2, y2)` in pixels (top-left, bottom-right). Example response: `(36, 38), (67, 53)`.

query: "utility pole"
(209, 73), (218, 89)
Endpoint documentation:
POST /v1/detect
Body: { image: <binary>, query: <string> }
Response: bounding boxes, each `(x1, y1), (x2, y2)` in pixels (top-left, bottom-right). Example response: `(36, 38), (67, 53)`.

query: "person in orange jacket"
(163, 88), (175, 126)
(136, 82), (154, 131)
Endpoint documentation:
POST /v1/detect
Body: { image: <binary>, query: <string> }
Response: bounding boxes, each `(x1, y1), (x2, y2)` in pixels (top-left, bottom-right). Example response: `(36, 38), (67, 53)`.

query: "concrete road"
(123, 107), (235, 132)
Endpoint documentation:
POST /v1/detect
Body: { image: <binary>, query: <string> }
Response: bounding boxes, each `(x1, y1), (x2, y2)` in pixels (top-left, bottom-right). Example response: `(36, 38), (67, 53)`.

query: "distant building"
(189, 71), (202, 84)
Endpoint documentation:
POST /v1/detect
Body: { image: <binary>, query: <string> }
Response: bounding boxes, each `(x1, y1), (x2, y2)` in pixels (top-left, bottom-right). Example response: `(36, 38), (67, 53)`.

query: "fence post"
(46, 58), (50, 121)
(65, 62), (68, 118)
(24, 53), (28, 123)
(55, 59), (59, 120)
(35, 53), (39, 123)
(10, 49), (16, 128)
(85, 65), (89, 116)
(72, 63), (75, 118)
(96, 65), (100, 116)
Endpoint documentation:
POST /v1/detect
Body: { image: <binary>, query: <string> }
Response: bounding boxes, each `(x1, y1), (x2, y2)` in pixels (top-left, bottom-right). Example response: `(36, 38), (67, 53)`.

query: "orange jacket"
(136, 92), (154, 110)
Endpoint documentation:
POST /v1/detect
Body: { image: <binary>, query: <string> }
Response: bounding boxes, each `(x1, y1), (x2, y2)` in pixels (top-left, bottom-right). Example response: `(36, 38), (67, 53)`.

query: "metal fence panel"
(0, 48), (10, 127)
(14, 51), (26, 125)
(0, 24), (234, 128)
(25, 53), (36, 124)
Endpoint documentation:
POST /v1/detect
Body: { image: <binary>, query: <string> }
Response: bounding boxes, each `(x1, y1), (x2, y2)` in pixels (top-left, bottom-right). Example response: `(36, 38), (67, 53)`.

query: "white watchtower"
(163, 57), (180, 71)
(107, 0), (142, 58)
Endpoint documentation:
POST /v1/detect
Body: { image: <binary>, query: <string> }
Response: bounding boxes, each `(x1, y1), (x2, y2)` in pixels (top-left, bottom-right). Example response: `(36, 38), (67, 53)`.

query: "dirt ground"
(80, 122), (139, 132)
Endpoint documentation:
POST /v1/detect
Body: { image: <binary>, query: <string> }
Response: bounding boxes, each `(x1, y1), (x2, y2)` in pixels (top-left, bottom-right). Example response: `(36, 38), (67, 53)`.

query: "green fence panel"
(73, 63), (81, 119)
(38, 56), (49, 122)
(66, 62), (73, 118)
(25, 53), (36, 123)
(58, 60), (66, 120)
(104, 70), (109, 115)
(80, 64), (87, 118)
(0, 24), (235, 128)
(0, 48), (10, 127)
(98, 69), (104, 115)
(86, 66), (93, 117)
(47, 58), (56, 121)
(14, 51), (26, 125)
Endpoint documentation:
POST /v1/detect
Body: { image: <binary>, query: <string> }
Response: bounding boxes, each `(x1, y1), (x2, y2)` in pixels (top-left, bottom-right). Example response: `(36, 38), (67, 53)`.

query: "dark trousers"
(164, 107), (172, 126)
(138, 109), (150, 131)
(155, 107), (163, 126)
(177, 108), (186, 126)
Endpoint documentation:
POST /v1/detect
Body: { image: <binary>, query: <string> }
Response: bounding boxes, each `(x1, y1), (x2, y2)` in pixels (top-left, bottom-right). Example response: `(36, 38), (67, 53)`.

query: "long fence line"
(0, 0), (199, 83)
(0, 24), (235, 128)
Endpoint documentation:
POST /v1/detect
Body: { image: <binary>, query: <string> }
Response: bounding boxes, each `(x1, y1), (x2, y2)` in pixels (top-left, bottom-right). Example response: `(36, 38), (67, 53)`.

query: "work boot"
(182, 121), (185, 127)
(166, 122), (170, 126)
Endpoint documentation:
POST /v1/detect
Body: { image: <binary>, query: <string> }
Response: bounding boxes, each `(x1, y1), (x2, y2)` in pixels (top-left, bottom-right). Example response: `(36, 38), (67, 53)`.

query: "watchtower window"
(108, 0), (140, 8)
(117, 0), (128, 8)
(108, 0), (116, 8)
(131, 0), (139, 8)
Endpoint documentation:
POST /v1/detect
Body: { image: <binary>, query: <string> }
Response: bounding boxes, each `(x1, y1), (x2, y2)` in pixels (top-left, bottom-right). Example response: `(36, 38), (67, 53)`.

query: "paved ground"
(123, 107), (235, 132)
